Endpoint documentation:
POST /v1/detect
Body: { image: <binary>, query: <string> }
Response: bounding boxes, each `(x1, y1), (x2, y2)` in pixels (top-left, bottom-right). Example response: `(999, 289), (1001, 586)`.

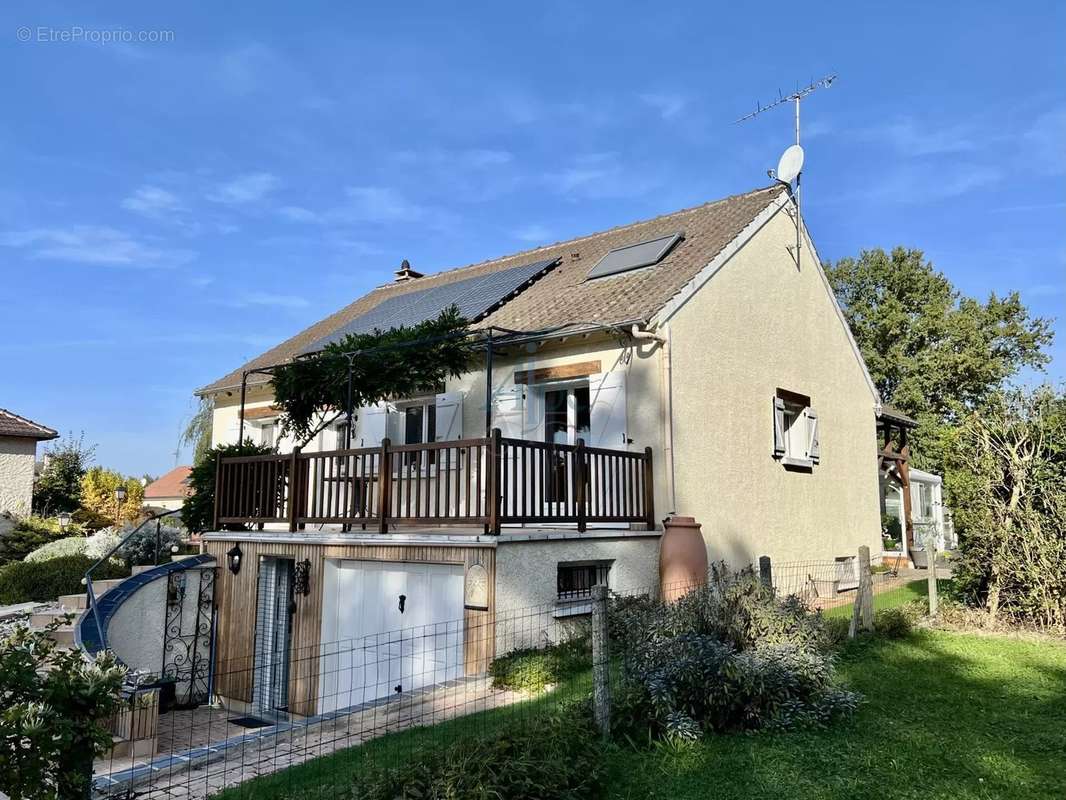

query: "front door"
(543, 384), (591, 506)
(253, 557), (294, 718)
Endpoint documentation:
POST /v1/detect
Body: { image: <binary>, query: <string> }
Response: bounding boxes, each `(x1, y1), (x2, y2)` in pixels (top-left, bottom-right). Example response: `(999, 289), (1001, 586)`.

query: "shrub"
(351, 703), (605, 800)
(874, 604), (923, 639)
(70, 507), (114, 532)
(610, 565), (859, 741)
(183, 441), (277, 533)
(0, 516), (76, 565)
(0, 620), (126, 800)
(0, 555), (129, 605)
(25, 530), (121, 563)
(489, 635), (591, 693)
(116, 521), (185, 566)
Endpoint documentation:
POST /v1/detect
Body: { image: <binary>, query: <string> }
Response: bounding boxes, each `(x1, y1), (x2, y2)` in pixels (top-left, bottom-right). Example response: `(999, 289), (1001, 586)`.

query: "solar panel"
(585, 232), (684, 279)
(302, 258), (559, 353)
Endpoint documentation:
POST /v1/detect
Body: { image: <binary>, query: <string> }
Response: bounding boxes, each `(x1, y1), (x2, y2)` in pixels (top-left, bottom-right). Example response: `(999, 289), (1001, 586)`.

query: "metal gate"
(162, 566), (216, 708)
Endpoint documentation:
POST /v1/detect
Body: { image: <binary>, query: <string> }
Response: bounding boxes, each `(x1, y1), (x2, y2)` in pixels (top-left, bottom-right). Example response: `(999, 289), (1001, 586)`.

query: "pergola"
(876, 405), (919, 553)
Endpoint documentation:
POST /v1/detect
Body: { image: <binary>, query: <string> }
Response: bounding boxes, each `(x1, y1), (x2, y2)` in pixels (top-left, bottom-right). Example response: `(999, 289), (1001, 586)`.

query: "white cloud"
(1021, 108), (1066, 176)
(867, 163), (1003, 204)
(278, 205), (322, 223)
(336, 186), (424, 223)
(860, 117), (978, 157)
(512, 224), (553, 243)
(546, 152), (662, 200)
(639, 92), (686, 121)
(228, 291), (310, 309)
(1025, 283), (1066, 298)
(0, 225), (194, 267)
(122, 185), (183, 218)
(207, 172), (280, 205)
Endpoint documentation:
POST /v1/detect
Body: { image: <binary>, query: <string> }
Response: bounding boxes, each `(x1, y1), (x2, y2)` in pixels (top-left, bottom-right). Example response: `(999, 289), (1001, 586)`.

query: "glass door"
(543, 385), (590, 505)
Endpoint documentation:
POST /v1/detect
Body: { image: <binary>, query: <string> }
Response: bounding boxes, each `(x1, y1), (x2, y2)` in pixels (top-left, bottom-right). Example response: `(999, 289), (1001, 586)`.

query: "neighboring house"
(143, 465), (193, 512)
(195, 184), (884, 718)
(0, 407), (58, 517)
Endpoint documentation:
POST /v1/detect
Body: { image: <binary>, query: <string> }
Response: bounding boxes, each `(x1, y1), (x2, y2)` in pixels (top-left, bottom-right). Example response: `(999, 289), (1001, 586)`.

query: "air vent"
(586, 232), (684, 280)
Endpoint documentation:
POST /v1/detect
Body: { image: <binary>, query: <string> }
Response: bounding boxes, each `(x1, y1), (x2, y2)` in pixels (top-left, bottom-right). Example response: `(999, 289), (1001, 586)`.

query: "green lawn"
(214, 630), (1066, 800)
(822, 578), (930, 619)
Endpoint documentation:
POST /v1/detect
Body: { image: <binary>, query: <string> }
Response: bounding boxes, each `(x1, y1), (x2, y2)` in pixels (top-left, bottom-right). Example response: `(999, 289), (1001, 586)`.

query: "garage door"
(317, 560), (464, 715)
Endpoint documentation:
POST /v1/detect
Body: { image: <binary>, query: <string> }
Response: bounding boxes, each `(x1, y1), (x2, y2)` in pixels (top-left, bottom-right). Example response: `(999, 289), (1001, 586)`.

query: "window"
(260, 422), (276, 448)
(917, 483), (934, 520)
(543, 384), (591, 502)
(398, 400), (436, 465)
(772, 391), (820, 468)
(557, 561), (610, 602)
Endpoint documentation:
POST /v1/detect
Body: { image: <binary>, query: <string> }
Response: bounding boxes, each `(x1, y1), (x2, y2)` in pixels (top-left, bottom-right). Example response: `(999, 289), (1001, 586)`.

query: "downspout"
(630, 324), (676, 516)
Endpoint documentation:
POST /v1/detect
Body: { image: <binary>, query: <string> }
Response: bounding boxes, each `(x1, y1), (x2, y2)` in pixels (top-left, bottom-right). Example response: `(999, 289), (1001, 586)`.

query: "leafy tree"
(79, 468), (144, 526)
(181, 396), (214, 466)
(271, 307), (476, 443)
(825, 247), (1053, 470)
(183, 441), (277, 533)
(0, 620), (126, 800)
(945, 385), (1066, 628)
(31, 433), (95, 516)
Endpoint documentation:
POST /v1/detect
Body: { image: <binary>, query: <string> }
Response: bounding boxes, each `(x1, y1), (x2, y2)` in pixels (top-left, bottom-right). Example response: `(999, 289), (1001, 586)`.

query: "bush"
(183, 441), (276, 533)
(70, 507), (114, 532)
(610, 565), (859, 741)
(489, 635), (591, 693)
(0, 555), (129, 605)
(25, 529), (121, 563)
(116, 521), (185, 566)
(352, 704), (605, 800)
(0, 516), (77, 565)
(874, 604), (922, 639)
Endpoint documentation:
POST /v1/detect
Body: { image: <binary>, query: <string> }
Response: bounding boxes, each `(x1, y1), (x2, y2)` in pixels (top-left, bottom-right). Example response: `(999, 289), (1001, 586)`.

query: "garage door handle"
(398, 594), (406, 613)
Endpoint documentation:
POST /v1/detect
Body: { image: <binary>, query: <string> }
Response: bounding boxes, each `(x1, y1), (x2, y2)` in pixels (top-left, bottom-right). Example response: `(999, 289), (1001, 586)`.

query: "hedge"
(0, 555), (130, 605)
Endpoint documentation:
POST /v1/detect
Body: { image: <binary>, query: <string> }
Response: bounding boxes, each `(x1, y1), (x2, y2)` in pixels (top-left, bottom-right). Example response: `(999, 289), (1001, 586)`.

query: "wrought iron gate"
(162, 567), (216, 708)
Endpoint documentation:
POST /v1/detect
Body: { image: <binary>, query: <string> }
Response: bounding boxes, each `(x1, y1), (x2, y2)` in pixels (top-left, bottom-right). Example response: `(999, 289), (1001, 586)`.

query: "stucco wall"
(667, 209), (881, 567)
(0, 437), (37, 516)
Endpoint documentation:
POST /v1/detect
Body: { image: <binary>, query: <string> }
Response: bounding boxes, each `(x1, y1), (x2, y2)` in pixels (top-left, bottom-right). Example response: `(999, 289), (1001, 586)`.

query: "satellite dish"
(775, 144), (805, 185)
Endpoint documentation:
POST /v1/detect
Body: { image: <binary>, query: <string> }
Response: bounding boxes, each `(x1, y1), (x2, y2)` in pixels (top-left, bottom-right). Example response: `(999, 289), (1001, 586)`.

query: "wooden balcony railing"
(213, 429), (654, 534)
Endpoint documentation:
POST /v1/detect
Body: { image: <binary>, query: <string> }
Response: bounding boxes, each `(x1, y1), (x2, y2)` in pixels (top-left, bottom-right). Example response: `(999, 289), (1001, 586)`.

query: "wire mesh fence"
(88, 553), (941, 799)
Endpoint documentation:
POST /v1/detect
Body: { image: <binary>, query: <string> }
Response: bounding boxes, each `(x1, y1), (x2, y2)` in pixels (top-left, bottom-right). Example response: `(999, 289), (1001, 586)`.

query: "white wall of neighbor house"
(0, 436), (37, 516)
(144, 496), (186, 512)
(666, 208), (881, 568)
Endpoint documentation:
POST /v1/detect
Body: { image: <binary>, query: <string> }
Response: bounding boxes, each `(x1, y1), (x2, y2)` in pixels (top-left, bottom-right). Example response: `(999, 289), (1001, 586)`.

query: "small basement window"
(555, 561), (610, 617)
(772, 390), (820, 468)
(586, 232), (684, 279)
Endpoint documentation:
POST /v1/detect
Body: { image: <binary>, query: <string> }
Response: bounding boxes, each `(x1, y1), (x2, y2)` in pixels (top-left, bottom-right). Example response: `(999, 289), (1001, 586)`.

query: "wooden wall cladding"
(205, 538), (496, 717)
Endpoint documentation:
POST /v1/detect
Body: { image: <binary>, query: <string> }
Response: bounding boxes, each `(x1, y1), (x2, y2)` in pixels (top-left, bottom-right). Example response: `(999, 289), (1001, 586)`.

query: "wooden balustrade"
(214, 430), (654, 533)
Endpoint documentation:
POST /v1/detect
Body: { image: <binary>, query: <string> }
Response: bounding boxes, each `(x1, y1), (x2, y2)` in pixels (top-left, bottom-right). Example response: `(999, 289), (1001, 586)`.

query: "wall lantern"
(227, 544), (243, 576)
(293, 559), (312, 597)
(115, 486), (128, 503)
(57, 511), (71, 531)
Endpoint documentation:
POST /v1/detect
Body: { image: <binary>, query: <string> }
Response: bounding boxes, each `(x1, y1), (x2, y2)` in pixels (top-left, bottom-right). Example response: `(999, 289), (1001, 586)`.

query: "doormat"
(227, 716), (274, 729)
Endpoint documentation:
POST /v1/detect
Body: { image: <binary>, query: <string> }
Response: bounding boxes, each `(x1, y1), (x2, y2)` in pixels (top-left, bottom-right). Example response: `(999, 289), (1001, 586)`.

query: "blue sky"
(1, 1), (1063, 477)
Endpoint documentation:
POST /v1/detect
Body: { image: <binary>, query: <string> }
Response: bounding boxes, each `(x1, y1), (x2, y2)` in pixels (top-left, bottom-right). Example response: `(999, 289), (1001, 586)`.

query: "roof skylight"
(586, 232), (684, 280)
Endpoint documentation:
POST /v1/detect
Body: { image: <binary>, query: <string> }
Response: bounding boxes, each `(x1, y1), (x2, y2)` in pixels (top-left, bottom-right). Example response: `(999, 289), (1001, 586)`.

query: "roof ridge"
(368, 184), (784, 292)
(0, 407), (58, 437)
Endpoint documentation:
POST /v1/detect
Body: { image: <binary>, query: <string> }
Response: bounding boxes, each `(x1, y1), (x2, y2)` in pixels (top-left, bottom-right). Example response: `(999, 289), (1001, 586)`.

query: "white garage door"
(317, 560), (464, 715)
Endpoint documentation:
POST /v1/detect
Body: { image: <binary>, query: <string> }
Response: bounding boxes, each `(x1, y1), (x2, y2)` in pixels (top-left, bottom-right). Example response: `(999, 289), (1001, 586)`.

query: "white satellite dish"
(775, 144), (805, 184)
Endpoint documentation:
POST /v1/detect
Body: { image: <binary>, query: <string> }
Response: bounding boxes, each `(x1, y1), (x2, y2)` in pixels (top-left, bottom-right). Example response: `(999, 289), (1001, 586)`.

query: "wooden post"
(926, 538), (939, 617)
(848, 545), (874, 638)
(643, 446), (655, 530)
(212, 456), (222, 532)
(574, 438), (587, 533)
(287, 447), (301, 532)
(591, 584), (610, 739)
(487, 428), (502, 535)
(378, 438), (391, 535)
(758, 555), (772, 589)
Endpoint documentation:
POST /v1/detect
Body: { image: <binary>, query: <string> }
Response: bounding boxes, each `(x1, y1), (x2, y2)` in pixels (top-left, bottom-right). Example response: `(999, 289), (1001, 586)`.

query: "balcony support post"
(378, 438), (391, 534)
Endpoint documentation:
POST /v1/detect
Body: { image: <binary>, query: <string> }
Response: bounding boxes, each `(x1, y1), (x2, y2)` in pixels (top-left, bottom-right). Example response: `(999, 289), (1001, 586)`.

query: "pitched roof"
(0, 408), (58, 441)
(199, 185), (786, 394)
(144, 466), (193, 499)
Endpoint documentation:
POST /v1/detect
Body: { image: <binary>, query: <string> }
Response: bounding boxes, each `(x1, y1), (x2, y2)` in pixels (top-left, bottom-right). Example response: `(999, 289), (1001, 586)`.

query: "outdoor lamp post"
(114, 485), (127, 523)
(58, 511), (71, 531)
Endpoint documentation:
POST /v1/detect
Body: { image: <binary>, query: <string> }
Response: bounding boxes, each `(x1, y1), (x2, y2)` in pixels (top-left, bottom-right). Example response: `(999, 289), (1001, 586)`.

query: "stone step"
(90, 578), (124, 593)
(47, 625), (75, 646)
(30, 610), (73, 628)
(58, 592), (90, 610)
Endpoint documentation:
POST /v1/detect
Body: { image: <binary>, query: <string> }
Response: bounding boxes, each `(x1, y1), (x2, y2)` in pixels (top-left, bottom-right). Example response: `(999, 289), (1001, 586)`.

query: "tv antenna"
(735, 74), (836, 269)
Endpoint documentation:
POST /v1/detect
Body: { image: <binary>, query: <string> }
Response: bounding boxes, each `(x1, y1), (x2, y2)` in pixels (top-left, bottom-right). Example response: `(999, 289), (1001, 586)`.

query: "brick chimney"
(394, 259), (424, 283)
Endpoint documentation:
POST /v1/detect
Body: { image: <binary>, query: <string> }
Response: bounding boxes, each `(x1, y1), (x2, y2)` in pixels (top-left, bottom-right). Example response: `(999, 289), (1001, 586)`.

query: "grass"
(822, 578), (930, 619)
(211, 630), (1066, 800)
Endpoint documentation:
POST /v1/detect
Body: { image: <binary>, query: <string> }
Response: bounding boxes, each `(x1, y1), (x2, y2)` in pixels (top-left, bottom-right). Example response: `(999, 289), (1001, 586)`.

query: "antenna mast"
(735, 74), (836, 269)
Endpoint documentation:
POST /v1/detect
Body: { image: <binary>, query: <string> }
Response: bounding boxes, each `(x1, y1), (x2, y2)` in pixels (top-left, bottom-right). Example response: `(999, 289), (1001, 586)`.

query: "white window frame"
(773, 390), (819, 469)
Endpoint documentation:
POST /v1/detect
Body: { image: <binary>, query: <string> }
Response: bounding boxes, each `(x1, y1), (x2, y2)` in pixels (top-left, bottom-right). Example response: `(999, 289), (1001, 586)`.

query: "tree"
(31, 433), (95, 516)
(181, 396), (214, 466)
(0, 619), (126, 799)
(945, 386), (1066, 628)
(79, 468), (144, 526)
(271, 306), (476, 444)
(825, 247), (1053, 470)
(182, 441), (276, 533)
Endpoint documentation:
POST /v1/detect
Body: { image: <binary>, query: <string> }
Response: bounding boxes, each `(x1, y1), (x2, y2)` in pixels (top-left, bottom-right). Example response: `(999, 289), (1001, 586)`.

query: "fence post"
(378, 438), (391, 535)
(926, 537), (939, 617)
(848, 545), (874, 638)
(574, 438), (587, 533)
(591, 584), (610, 740)
(758, 555), (772, 589)
(287, 447), (301, 532)
(487, 428), (502, 535)
(643, 446), (655, 530)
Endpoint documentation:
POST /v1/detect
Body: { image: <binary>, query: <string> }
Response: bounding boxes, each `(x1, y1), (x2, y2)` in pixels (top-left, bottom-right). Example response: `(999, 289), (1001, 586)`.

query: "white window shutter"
(589, 371), (627, 449)
(359, 402), (390, 447)
(772, 397), (786, 458)
(493, 386), (526, 439)
(225, 418), (240, 446)
(806, 408), (820, 464)
(435, 392), (464, 441)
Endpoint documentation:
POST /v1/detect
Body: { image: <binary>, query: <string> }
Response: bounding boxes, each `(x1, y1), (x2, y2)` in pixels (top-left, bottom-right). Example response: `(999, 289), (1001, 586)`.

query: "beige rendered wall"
(0, 437), (37, 516)
(667, 209), (881, 568)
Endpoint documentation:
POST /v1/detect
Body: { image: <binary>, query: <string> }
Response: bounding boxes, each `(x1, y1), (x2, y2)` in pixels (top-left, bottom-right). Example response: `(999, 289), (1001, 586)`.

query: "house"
(0, 407), (58, 517)
(142, 465), (193, 512)
(194, 184), (883, 718)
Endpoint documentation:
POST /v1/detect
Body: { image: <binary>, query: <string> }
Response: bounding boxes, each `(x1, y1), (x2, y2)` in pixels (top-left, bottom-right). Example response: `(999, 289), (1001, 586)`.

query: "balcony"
(213, 430), (654, 534)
